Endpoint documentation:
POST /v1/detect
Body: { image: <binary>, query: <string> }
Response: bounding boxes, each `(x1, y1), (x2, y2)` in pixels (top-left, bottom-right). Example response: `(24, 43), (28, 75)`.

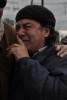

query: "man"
(0, 0), (16, 100)
(7, 5), (67, 100)
(0, 2), (67, 100)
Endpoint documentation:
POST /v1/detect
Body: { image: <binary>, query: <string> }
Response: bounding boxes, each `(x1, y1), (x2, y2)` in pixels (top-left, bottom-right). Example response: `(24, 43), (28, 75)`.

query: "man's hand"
(55, 44), (67, 57)
(7, 36), (29, 61)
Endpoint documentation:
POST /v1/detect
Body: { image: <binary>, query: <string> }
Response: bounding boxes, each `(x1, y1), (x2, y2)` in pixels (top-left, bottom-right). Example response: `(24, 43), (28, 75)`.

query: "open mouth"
(22, 40), (30, 44)
(18, 36), (30, 43)
(22, 40), (30, 42)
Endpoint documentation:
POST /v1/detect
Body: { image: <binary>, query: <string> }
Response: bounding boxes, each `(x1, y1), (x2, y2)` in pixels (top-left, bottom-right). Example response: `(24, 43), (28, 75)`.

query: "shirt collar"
(33, 46), (47, 57)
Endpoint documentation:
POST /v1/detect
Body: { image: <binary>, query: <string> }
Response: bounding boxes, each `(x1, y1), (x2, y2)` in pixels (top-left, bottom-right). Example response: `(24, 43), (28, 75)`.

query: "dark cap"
(16, 5), (56, 29)
(0, 0), (7, 8)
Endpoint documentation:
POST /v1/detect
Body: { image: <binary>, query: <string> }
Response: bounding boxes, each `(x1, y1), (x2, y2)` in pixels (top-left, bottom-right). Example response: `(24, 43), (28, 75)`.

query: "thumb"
(16, 35), (24, 45)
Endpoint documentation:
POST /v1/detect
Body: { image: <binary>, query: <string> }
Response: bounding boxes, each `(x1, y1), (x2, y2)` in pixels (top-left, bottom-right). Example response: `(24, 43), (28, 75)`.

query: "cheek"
(30, 30), (42, 42)
(31, 34), (43, 47)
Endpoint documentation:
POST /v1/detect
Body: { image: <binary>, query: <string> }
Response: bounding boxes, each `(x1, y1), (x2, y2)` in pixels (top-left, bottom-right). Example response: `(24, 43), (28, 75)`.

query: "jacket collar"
(32, 46), (56, 63)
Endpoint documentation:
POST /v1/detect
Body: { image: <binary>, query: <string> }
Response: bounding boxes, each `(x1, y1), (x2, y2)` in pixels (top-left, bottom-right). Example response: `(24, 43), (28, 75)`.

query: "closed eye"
(23, 25), (32, 30)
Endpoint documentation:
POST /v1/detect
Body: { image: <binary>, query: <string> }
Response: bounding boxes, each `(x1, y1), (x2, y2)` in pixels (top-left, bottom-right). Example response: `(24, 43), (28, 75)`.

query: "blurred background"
(2, 0), (67, 43)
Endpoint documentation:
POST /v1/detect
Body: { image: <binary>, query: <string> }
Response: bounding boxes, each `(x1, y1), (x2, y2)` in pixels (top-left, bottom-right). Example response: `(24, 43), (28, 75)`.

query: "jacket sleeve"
(10, 57), (67, 100)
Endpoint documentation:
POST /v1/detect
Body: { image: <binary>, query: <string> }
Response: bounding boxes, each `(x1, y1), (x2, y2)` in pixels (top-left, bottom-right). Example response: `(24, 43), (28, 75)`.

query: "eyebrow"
(16, 22), (34, 26)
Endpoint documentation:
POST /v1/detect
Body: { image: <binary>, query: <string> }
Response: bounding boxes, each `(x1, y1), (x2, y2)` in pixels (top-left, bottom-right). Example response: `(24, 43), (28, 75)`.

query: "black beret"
(16, 5), (56, 29)
(0, 0), (7, 8)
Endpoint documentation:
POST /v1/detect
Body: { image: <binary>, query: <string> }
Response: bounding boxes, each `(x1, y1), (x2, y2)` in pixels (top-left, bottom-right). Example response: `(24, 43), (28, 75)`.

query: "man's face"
(0, 8), (3, 18)
(16, 19), (49, 52)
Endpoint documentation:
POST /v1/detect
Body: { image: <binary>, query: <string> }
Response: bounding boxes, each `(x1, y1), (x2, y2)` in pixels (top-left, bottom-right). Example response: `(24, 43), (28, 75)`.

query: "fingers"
(16, 35), (24, 46)
(59, 51), (67, 57)
(7, 48), (15, 57)
(7, 44), (19, 51)
(56, 44), (67, 57)
(6, 36), (29, 60)
(6, 43), (20, 58)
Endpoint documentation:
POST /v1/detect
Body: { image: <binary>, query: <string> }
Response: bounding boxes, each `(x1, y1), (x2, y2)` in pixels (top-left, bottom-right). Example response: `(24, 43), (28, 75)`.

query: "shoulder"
(43, 46), (67, 68)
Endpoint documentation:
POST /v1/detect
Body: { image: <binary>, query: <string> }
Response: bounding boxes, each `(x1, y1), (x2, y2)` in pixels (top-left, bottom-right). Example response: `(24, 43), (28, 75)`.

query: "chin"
(25, 44), (31, 50)
(26, 45), (31, 50)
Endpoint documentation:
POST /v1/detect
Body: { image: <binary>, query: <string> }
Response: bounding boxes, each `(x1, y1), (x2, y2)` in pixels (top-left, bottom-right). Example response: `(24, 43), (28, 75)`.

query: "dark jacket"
(10, 46), (67, 100)
(0, 22), (16, 100)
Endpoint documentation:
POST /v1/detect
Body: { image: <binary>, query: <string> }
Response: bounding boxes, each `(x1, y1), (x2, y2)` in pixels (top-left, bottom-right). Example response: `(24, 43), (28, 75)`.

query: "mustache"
(17, 36), (30, 41)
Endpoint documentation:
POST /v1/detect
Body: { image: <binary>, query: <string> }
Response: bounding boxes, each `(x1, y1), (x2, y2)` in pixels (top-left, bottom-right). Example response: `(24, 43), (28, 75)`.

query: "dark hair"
(44, 29), (57, 46)
(0, 0), (7, 8)
(61, 36), (67, 45)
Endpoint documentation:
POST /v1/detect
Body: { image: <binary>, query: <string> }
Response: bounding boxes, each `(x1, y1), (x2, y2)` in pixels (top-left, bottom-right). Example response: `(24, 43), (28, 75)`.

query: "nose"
(17, 28), (26, 36)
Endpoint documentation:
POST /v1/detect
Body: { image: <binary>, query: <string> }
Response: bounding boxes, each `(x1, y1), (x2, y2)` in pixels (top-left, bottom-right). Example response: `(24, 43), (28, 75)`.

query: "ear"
(43, 27), (50, 37)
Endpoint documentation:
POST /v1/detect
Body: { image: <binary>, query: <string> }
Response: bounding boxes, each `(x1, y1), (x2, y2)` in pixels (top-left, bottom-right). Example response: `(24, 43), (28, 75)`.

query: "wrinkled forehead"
(16, 19), (42, 27)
